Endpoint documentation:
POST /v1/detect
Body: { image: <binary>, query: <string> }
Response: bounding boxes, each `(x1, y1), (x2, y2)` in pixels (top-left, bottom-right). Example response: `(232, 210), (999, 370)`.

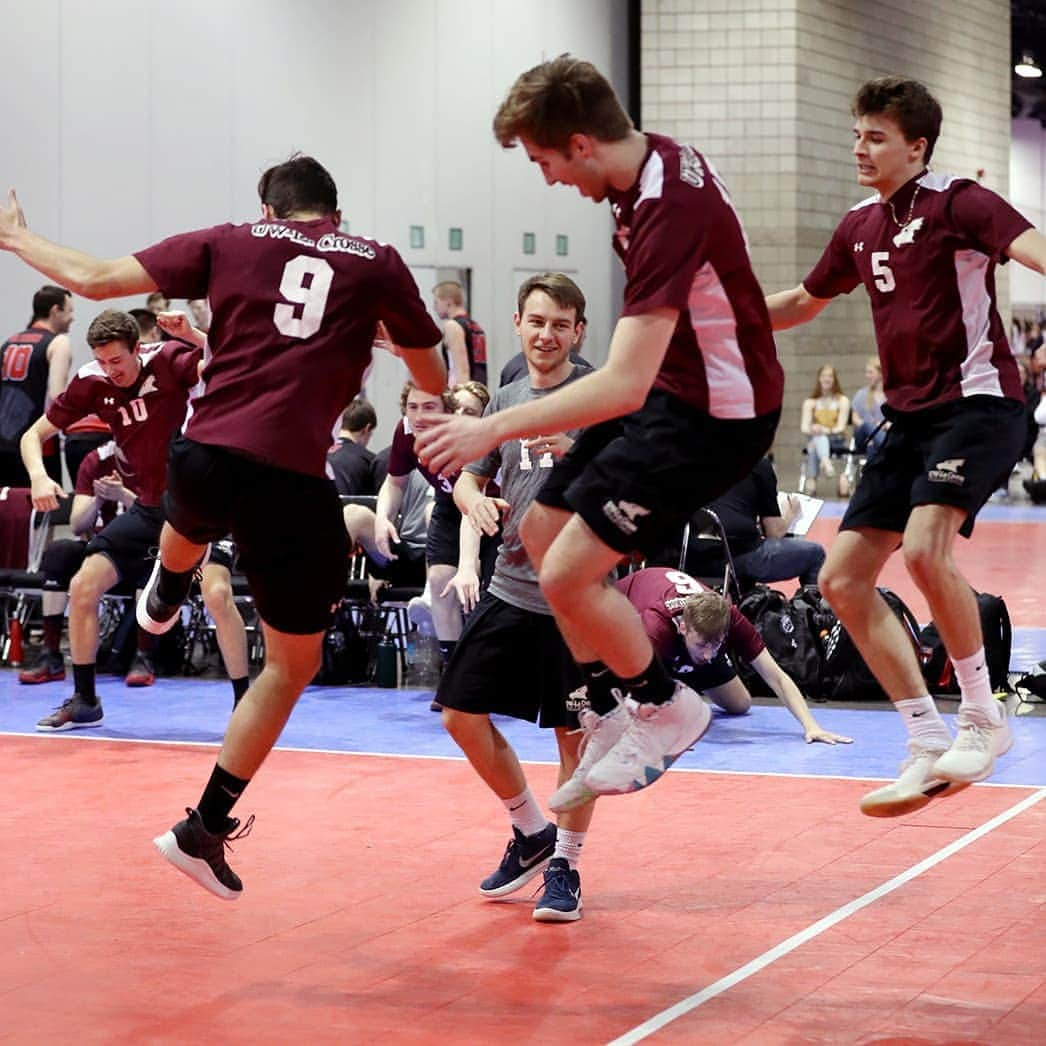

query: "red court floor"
(1, 737), (1043, 1044)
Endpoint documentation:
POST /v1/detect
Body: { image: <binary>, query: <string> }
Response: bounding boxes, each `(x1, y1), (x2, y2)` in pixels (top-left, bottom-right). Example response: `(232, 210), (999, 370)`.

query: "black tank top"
(0, 326), (55, 450)
(444, 314), (488, 386)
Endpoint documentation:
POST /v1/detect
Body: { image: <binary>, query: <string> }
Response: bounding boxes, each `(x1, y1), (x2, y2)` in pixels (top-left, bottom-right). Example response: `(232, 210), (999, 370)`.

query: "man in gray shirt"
(435, 273), (592, 923)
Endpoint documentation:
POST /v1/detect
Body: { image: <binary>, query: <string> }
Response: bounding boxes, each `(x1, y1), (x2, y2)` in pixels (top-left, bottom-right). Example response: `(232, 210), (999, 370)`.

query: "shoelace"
(529, 864), (573, 901)
(224, 813), (255, 850)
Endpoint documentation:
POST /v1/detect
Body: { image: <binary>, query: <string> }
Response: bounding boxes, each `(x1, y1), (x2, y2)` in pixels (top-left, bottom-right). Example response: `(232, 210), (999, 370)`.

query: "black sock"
(197, 764), (251, 834)
(73, 663), (97, 703)
(437, 640), (456, 668)
(156, 563), (194, 605)
(620, 655), (676, 705)
(580, 660), (623, 715)
(231, 677), (249, 707)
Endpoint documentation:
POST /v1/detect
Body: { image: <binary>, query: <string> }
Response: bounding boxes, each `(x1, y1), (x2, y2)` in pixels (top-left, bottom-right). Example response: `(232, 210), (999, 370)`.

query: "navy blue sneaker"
(479, 823), (556, 898)
(36, 693), (103, 732)
(533, 858), (582, 922)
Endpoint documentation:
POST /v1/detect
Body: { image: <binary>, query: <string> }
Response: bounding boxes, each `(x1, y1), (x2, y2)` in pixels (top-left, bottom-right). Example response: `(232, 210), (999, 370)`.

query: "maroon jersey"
(607, 133), (782, 419)
(804, 172), (1031, 412)
(387, 418), (457, 503)
(47, 342), (201, 507)
(615, 567), (764, 665)
(134, 218), (441, 477)
(75, 441), (136, 530)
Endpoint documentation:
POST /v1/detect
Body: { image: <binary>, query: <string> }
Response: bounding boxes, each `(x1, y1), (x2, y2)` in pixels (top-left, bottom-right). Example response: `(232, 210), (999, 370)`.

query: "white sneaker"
(549, 702), (629, 813)
(583, 682), (711, 797)
(407, 594), (434, 637)
(859, 741), (963, 818)
(933, 705), (1013, 784)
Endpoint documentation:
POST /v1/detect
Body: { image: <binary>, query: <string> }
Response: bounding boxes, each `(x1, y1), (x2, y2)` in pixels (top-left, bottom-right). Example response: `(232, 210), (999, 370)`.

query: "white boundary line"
(608, 785), (1046, 1046)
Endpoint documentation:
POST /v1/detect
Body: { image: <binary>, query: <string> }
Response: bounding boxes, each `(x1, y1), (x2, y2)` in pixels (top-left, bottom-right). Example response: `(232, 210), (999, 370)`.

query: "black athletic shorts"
(41, 538), (90, 591)
(436, 592), (582, 729)
(85, 502), (164, 588)
(676, 650), (738, 691)
(841, 396), (1026, 538)
(163, 437), (348, 634)
(536, 388), (780, 556)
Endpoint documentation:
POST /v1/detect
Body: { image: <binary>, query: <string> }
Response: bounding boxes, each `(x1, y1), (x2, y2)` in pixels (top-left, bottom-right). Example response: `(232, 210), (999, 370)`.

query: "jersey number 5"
(274, 255), (334, 339)
(871, 251), (895, 293)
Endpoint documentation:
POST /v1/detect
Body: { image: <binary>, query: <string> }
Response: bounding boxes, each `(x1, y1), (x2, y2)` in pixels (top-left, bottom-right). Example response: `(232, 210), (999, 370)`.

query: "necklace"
(887, 183), (920, 229)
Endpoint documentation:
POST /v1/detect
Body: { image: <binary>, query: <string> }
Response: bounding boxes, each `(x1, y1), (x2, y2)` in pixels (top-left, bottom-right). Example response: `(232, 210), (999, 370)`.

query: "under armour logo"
(103, 396), (115, 405)
(893, 216), (925, 247)
(854, 242), (864, 252)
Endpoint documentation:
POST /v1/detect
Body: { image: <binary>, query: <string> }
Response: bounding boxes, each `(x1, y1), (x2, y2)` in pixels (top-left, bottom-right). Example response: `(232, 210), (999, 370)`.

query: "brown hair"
(85, 309), (140, 352)
(257, 153), (338, 218)
(493, 54), (633, 152)
(681, 591), (731, 644)
(809, 364), (843, 399)
(853, 77), (942, 164)
(399, 379), (456, 415)
(432, 281), (465, 306)
(516, 271), (587, 324)
(452, 381), (490, 412)
(341, 396), (377, 432)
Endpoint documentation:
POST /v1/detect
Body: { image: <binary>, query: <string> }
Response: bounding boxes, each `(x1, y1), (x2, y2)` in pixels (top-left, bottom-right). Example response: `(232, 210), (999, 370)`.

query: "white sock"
(553, 828), (585, 869)
(895, 696), (952, 749)
(502, 788), (548, 838)
(951, 648), (1001, 721)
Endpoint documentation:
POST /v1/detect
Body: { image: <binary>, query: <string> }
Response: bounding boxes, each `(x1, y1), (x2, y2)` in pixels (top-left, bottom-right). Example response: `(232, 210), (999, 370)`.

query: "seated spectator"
(328, 397), (378, 495)
(187, 299), (211, 332)
(663, 457), (826, 590)
(850, 356), (888, 460)
(343, 467), (432, 593)
(800, 363), (850, 496)
(616, 567), (852, 744)
(451, 380), (490, 418)
(144, 291), (169, 315)
(128, 307), (161, 344)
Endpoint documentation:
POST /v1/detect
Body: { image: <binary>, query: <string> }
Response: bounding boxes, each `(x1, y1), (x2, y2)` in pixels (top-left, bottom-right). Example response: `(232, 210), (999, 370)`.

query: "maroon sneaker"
(18, 652), (66, 685)
(125, 652), (157, 687)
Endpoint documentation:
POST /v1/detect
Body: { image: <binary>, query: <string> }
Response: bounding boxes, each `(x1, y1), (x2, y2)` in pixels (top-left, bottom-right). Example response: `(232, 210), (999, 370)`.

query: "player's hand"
(0, 188), (28, 248)
(415, 414), (498, 475)
(156, 310), (206, 347)
(522, 432), (572, 462)
(93, 472), (126, 502)
(441, 568), (481, 613)
(29, 475), (66, 513)
(373, 321), (402, 358)
(374, 516), (399, 560)
(466, 495), (509, 537)
(804, 726), (854, 745)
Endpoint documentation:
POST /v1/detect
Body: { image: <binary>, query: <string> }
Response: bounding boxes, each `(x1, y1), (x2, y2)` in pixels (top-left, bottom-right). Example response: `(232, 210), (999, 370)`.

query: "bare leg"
(441, 708), (526, 797)
(68, 554), (119, 664)
(158, 520), (208, 573)
(427, 563), (462, 641)
(214, 622), (322, 779)
(200, 562), (248, 680)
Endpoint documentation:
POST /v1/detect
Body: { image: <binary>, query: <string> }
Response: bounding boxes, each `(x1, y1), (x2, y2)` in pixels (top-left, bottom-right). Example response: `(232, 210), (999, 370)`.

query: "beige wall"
(641, 0), (1012, 483)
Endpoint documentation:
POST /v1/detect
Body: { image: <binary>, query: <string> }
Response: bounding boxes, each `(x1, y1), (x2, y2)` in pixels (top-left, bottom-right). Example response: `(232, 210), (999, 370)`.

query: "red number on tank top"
(1, 343), (32, 381)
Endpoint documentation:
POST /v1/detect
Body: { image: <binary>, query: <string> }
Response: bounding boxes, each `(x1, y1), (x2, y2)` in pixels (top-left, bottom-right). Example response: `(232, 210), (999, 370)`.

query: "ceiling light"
(1015, 53), (1042, 78)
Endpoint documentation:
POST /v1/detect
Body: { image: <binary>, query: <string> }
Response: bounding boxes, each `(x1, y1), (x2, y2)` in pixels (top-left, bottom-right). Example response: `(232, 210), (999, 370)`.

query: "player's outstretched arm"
(416, 308), (676, 475)
(401, 342), (447, 398)
(765, 284), (831, 332)
(749, 649), (853, 744)
(1007, 228), (1046, 275)
(0, 189), (155, 299)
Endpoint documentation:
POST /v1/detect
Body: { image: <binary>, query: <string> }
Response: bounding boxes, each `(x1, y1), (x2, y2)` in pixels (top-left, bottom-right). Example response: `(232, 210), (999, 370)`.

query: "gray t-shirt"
(466, 365), (588, 614)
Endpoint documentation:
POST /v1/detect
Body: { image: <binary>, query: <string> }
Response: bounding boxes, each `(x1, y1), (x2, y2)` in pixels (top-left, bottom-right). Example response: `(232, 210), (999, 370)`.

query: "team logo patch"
(564, 688), (590, 714)
(928, 457), (966, 486)
(139, 374), (159, 396)
(602, 499), (651, 535)
(892, 216), (925, 248)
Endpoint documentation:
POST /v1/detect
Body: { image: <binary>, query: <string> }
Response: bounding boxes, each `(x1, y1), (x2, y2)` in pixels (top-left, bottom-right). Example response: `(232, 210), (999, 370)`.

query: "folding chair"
(678, 506), (742, 604)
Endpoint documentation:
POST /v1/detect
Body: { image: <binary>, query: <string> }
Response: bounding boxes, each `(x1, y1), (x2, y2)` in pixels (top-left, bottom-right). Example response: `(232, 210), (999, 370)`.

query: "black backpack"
(819, 587), (922, 701)
(736, 585), (822, 696)
(313, 600), (371, 685)
(920, 591), (1012, 694)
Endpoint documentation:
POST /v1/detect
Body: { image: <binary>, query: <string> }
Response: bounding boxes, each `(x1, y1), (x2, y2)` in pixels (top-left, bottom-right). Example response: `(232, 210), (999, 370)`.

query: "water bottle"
(375, 636), (399, 688)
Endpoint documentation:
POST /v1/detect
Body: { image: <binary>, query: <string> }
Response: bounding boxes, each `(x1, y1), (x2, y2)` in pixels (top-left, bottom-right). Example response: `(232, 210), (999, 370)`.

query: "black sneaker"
(533, 858), (583, 922)
(36, 693), (103, 732)
(136, 548), (209, 636)
(479, 822), (556, 898)
(153, 807), (253, 900)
